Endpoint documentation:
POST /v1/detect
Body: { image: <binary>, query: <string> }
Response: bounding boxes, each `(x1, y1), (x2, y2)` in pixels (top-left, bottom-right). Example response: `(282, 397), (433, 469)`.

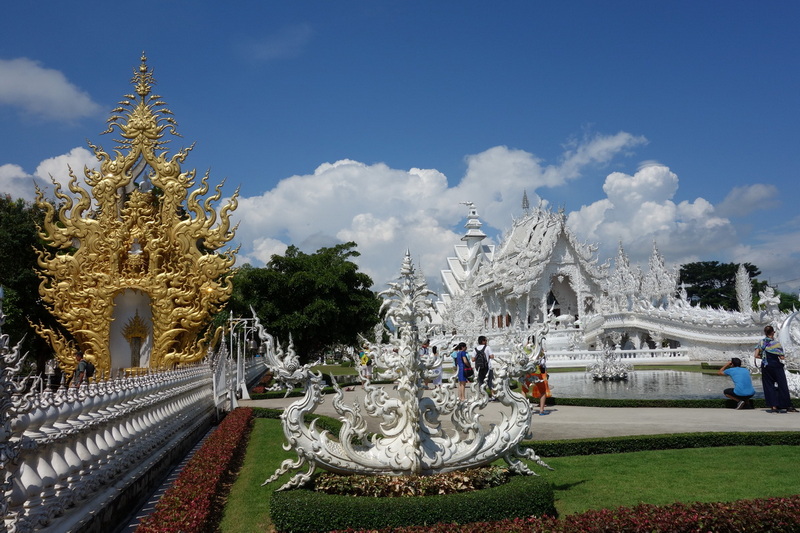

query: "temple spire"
(459, 201), (487, 245)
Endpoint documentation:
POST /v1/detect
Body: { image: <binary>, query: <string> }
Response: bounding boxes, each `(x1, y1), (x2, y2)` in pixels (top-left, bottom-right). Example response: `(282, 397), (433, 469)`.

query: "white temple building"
(435, 198), (792, 366)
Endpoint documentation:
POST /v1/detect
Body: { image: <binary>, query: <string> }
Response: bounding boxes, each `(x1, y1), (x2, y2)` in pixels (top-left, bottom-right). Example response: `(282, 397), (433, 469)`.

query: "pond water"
(547, 370), (765, 400)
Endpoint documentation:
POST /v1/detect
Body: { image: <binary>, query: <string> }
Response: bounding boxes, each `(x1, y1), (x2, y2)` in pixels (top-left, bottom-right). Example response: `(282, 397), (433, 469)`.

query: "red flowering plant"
(249, 371), (273, 394)
(355, 495), (800, 533)
(136, 407), (254, 533)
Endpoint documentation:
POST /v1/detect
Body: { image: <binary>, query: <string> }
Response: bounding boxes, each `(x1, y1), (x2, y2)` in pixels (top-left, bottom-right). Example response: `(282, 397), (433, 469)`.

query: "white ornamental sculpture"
(778, 311), (800, 397)
(588, 347), (632, 381)
(263, 251), (550, 491)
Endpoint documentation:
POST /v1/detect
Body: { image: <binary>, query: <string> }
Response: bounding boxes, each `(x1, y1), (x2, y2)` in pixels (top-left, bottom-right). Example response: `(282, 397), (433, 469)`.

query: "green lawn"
(538, 445), (800, 516)
(219, 419), (295, 533)
(220, 418), (800, 532)
(310, 364), (358, 376)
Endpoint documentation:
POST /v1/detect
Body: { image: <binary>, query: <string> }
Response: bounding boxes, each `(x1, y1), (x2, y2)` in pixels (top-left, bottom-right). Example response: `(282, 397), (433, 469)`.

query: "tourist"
(431, 346), (443, 387)
(419, 339), (431, 389)
(718, 357), (754, 409)
(455, 342), (471, 401)
(473, 335), (496, 401)
(522, 349), (551, 415)
(450, 343), (459, 369)
(754, 325), (797, 413)
(359, 348), (373, 380)
(73, 351), (88, 386)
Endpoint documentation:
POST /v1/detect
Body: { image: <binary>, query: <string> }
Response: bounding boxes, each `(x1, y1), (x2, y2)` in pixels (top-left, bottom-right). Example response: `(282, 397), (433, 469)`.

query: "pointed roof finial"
(134, 51), (154, 97)
(522, 190), (530, 212)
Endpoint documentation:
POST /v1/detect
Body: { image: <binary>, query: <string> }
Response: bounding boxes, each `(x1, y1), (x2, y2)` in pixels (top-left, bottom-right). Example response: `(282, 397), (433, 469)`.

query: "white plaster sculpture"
(757, 286), (781, 318)
(778, 311), (800, 397)
(735, 264), (753, 313)
(588, 347), (632, 381)
(250, 309), (313, 395)
(263, 251), (551, 491)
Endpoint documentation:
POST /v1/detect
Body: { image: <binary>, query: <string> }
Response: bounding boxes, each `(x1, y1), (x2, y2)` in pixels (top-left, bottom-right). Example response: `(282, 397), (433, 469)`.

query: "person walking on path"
(473, 335), (496, 401)
(73, 351), (88, 386)
(755, 325), (797, 413)
(455, 342), (471, 401)
(718, 357), (755, 410)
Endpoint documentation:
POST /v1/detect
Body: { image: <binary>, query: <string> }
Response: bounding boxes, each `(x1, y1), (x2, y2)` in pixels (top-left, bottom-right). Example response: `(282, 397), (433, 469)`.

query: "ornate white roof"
(474, 205), (608, 297)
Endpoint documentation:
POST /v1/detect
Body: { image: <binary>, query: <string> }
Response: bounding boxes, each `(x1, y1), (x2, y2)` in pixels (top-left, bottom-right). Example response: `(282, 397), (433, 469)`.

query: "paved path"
(241, 389), (800, 441)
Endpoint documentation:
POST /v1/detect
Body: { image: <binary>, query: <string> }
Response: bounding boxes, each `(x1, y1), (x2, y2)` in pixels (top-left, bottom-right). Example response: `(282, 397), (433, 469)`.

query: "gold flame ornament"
(33, 54), (239, 377)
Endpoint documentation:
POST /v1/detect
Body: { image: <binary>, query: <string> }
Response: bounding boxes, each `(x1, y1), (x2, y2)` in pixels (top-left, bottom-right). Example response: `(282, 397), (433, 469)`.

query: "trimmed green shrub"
(548, 397), (768, 409)
(525, 431), (800, 457)
(373, 495), (800, 532)
(270, 474), (556, 532)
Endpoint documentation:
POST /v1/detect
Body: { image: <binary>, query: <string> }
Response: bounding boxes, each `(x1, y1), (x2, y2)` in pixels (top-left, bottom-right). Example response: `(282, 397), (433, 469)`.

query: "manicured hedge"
(548, 397), (769, 409)
(270, 474), (556, 532)
(367, 495), (800, 532)
(525, 431), (800, 457)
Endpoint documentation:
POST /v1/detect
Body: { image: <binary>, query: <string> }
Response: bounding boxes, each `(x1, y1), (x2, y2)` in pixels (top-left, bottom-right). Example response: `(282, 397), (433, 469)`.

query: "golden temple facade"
(33, 55), (238, 377)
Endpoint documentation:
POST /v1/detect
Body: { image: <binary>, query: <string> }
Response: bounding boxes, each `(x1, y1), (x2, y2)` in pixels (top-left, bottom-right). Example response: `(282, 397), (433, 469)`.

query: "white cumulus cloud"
(0, 147), (97, 201)
(716, 184), (779, 218)
(0, 58), (103, 121)
(14, 133), (793, 293)
(567, 164), (738, 264)
(0, 164), (39, 201)
(229, 133), (648, 288)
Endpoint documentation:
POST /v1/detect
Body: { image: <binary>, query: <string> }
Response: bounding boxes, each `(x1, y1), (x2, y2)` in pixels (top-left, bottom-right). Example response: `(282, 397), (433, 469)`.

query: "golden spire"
(33, 55), (239, 376)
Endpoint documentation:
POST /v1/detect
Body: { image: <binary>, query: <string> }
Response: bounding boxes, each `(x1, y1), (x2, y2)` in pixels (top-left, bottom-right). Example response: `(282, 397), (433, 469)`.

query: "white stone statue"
(263, 252), (551, 491)
(758, 286), (781, 317)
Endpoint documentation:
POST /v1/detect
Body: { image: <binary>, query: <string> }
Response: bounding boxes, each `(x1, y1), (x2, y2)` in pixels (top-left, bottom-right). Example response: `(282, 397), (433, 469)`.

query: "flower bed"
(367, 495), (800, 533)
(136, 407), (254, 533)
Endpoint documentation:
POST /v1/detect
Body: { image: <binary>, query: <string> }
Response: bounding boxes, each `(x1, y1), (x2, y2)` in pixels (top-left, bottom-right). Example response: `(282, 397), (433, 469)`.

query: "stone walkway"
(241, 388), (800, 441)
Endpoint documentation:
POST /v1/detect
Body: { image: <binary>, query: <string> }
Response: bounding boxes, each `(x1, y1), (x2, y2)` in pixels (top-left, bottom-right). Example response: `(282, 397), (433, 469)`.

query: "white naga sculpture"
(263, 252), (550, 491)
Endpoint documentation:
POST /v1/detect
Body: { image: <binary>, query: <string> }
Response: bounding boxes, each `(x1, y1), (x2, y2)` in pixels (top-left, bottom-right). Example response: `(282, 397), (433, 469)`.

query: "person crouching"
(718, 357), (754, 410)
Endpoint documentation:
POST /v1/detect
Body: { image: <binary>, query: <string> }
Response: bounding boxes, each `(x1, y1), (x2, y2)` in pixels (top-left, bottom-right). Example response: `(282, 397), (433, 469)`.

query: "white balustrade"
(516, 347), (689, 368)
(3, 363), (216, 533)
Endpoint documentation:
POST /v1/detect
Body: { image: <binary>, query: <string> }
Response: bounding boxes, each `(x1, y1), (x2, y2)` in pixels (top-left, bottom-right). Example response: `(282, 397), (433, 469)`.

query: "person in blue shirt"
(454, 342), (471, 401)
(718, 357), (754, 410)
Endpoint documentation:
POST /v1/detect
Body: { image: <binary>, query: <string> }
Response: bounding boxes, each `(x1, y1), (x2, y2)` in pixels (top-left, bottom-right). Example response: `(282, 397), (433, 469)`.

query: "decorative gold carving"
(122, 310), (150, 367)
(122, 310), (150, 341)
(33, 54), (238, 376)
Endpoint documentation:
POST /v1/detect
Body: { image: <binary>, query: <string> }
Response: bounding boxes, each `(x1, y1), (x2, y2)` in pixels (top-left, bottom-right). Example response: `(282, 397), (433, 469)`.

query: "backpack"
(474, 346), (488, 370)
(85, 360), (95, 378)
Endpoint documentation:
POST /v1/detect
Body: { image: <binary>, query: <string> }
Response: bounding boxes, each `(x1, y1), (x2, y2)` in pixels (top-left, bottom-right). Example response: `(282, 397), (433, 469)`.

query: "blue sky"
(1, 1), (799, 293)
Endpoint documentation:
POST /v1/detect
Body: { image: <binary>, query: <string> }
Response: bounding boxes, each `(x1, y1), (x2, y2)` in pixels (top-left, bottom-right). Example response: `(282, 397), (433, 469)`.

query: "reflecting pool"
(547, 370), (765, 400)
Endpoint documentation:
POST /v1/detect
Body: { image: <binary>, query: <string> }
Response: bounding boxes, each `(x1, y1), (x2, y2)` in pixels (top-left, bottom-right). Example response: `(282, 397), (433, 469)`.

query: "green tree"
(679, 261), (763, 310)
(776, 289), (800, 312)
(0, 195), (65, 372)
(679, 261), (800, 312)
(228, 242), (381, 362)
